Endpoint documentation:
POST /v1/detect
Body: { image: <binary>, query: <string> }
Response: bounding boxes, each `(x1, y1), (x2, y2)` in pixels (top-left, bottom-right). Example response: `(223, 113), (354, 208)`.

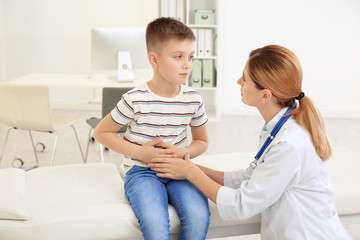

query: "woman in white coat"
(148, 45), (352, 239)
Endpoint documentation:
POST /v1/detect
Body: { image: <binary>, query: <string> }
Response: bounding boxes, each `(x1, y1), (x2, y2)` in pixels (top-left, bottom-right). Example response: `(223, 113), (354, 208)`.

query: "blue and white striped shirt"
(110, 82), (208, 167)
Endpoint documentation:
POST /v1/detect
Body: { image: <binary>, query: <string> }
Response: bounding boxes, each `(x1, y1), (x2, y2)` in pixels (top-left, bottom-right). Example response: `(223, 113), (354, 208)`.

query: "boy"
(93, 17), (210, 240)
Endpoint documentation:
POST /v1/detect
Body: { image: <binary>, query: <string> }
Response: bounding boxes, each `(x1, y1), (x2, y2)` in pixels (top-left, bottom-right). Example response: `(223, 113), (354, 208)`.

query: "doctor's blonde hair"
(247, 45), (332, 161)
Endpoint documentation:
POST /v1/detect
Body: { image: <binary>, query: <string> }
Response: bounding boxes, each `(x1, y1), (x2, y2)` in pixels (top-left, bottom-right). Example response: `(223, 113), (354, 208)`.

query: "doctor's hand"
(148, 154), (194, 180)
(137, 138), (176, 163)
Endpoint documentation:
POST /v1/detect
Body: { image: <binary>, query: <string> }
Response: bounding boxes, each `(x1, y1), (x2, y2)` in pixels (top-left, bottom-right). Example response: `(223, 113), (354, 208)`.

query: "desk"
(10, 69), (153, 109)
(10, 69), (152, 88)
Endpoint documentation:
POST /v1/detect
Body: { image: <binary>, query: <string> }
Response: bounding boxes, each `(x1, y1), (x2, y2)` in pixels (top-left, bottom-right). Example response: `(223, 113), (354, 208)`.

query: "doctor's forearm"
(196, 164), (224, 185)
(186, 164), (222, 203)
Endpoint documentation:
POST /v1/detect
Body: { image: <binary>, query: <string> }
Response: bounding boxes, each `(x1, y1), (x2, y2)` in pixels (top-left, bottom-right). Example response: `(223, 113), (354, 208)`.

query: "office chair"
(0, 82), (85, 169)
(85, 87), (131, 163)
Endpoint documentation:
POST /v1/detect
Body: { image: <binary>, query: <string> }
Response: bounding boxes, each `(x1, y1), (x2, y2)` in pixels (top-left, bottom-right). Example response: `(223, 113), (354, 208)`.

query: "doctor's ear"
(261, 89), (273, 104)
(148, 52), (159, 69)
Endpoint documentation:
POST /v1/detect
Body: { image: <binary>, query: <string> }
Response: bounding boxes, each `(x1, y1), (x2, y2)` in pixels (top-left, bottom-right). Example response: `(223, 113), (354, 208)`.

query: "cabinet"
(159, 0), (222, 120)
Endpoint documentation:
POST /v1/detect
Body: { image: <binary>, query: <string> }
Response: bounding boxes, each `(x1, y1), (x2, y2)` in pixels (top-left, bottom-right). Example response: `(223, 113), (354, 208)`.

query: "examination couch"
(0, 152), (358, 239)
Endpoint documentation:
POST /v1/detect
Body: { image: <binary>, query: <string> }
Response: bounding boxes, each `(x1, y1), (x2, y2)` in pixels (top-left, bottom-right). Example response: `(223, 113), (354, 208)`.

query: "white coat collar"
(262, 107), (289, 132)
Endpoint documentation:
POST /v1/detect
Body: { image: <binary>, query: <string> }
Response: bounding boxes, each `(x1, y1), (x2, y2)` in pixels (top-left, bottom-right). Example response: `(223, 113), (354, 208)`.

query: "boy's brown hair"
(146, 17), (196, 54)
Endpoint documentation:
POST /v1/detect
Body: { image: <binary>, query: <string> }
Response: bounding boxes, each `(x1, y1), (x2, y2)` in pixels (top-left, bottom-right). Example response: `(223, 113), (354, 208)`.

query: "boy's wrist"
(179, 147), (189, 158)
(131, 145), (143, 161)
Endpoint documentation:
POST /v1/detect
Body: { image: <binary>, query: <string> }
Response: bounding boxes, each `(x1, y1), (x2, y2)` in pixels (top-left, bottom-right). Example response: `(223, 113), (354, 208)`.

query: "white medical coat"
(216, 107), (352, 240)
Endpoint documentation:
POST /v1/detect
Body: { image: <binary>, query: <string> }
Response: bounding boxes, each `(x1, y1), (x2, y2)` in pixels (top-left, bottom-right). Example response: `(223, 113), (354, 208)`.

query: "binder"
(191, 29), (198, 56)
(204, 29), (213, 57)
(190, 59), (202, 87)
(202, 59), (216, 88)
(197, 29), (205, 57)
(160, 0), (169, 17)
(176, 0), (184, 22)
(168, 0), (177, 18)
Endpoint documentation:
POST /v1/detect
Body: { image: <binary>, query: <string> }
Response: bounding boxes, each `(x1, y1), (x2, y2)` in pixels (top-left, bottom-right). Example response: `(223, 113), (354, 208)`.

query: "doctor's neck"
(258, 102), (282, 123)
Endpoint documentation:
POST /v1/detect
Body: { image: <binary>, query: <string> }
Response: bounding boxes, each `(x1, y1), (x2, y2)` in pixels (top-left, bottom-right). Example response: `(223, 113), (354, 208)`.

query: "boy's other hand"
(138, 138), (176, 163)
(155, 141), (187, 158)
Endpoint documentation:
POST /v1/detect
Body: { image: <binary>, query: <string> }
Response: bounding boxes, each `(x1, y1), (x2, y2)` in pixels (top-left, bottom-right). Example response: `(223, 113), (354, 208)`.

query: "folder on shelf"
(176, 0), (184, 22)
(160, 0), (169, 17)
(197, 29), (205, 57)
(168, 0), (177, 18)
(190, 59), (202, 87)
(192, 29), (198, 56)
(161, 0), (182, 21)
(202, 59), (216, 88)
(204, 29), (213, 57)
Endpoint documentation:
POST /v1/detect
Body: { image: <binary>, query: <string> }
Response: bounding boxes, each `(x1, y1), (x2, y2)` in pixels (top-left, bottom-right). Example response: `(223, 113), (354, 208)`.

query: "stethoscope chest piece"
(250, 158), (258, 169)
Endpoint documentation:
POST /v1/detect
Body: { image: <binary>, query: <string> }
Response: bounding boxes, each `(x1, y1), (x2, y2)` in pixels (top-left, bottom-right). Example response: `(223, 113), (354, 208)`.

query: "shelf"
(192, 86), (217, 91)
(193, 56), (218, 60)
(159, 0), (221, 121)
(188, 24), (218, 29)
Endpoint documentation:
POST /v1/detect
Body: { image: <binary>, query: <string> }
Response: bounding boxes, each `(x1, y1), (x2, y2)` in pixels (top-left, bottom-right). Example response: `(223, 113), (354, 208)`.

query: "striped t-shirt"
(110, 82), (208, 167)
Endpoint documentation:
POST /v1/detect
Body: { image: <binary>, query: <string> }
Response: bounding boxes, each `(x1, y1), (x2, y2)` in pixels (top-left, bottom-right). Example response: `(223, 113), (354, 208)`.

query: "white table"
(10, 69), (152, 88)
(9, 69), (153, 108)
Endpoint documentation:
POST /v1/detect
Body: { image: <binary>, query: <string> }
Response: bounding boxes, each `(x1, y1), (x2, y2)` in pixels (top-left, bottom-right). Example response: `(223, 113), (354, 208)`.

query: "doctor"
(148, 45), (352, 239)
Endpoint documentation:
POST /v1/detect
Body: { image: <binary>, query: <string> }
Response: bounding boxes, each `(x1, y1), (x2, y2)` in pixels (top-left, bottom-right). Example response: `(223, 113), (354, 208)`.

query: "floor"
(0, 109), (359, 239)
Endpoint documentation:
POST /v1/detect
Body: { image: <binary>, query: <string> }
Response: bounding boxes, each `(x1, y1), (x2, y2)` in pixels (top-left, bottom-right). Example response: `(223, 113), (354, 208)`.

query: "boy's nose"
(183, 60), (191, 69)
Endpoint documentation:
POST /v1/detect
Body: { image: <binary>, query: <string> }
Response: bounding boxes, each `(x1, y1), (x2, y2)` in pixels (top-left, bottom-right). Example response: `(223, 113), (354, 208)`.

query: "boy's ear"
(148, 52), (159, 69)
(261, 89), (273, 104)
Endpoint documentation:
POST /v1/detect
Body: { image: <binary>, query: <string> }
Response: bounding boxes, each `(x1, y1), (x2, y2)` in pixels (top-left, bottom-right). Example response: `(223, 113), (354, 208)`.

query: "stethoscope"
(250, 105), (295, 169)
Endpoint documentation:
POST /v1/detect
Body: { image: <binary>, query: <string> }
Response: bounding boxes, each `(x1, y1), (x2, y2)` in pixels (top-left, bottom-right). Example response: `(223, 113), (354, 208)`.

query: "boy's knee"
(139, 213), (171, 240)
(181, 206), (210, 229)
(179, 211), (210, 240)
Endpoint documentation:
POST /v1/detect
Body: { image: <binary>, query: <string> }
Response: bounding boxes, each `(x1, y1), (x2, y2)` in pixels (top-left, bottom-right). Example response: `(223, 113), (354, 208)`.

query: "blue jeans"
(124, 166), (210, 240)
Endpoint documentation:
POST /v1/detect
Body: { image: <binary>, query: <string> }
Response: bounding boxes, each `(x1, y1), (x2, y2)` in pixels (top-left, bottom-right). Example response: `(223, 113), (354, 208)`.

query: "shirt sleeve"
(110, 93), (134, 126)
(190, 98), (208, 128)
(216, 140), (301, 221)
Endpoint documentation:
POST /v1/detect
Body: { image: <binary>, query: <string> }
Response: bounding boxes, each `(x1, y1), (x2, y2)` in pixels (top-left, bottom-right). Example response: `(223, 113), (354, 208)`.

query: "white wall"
(221, 0), (360, 118)
(2, 0), (158, 80)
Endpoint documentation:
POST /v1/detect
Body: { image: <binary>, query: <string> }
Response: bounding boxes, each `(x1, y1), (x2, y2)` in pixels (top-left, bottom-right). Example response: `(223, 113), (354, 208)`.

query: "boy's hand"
(155, 141), (187, 158)
(138, 138), (176, 163)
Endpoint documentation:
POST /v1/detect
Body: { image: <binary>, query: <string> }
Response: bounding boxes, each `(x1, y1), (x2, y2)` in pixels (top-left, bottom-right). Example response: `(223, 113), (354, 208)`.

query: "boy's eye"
(189, 55), (194, 60)
(175, 55), (181, 59)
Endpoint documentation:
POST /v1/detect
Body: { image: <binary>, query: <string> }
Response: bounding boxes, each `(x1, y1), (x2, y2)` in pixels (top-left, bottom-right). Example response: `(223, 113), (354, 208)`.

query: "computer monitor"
(91, 27), (150, 78)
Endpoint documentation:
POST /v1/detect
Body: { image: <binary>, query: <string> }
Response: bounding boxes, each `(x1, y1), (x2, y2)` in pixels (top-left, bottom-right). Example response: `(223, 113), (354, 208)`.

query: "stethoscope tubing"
(250, 105), (295, 169)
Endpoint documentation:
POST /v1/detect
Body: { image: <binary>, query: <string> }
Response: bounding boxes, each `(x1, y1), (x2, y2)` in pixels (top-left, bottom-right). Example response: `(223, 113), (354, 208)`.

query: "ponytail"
(292, 96), (332, 161)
